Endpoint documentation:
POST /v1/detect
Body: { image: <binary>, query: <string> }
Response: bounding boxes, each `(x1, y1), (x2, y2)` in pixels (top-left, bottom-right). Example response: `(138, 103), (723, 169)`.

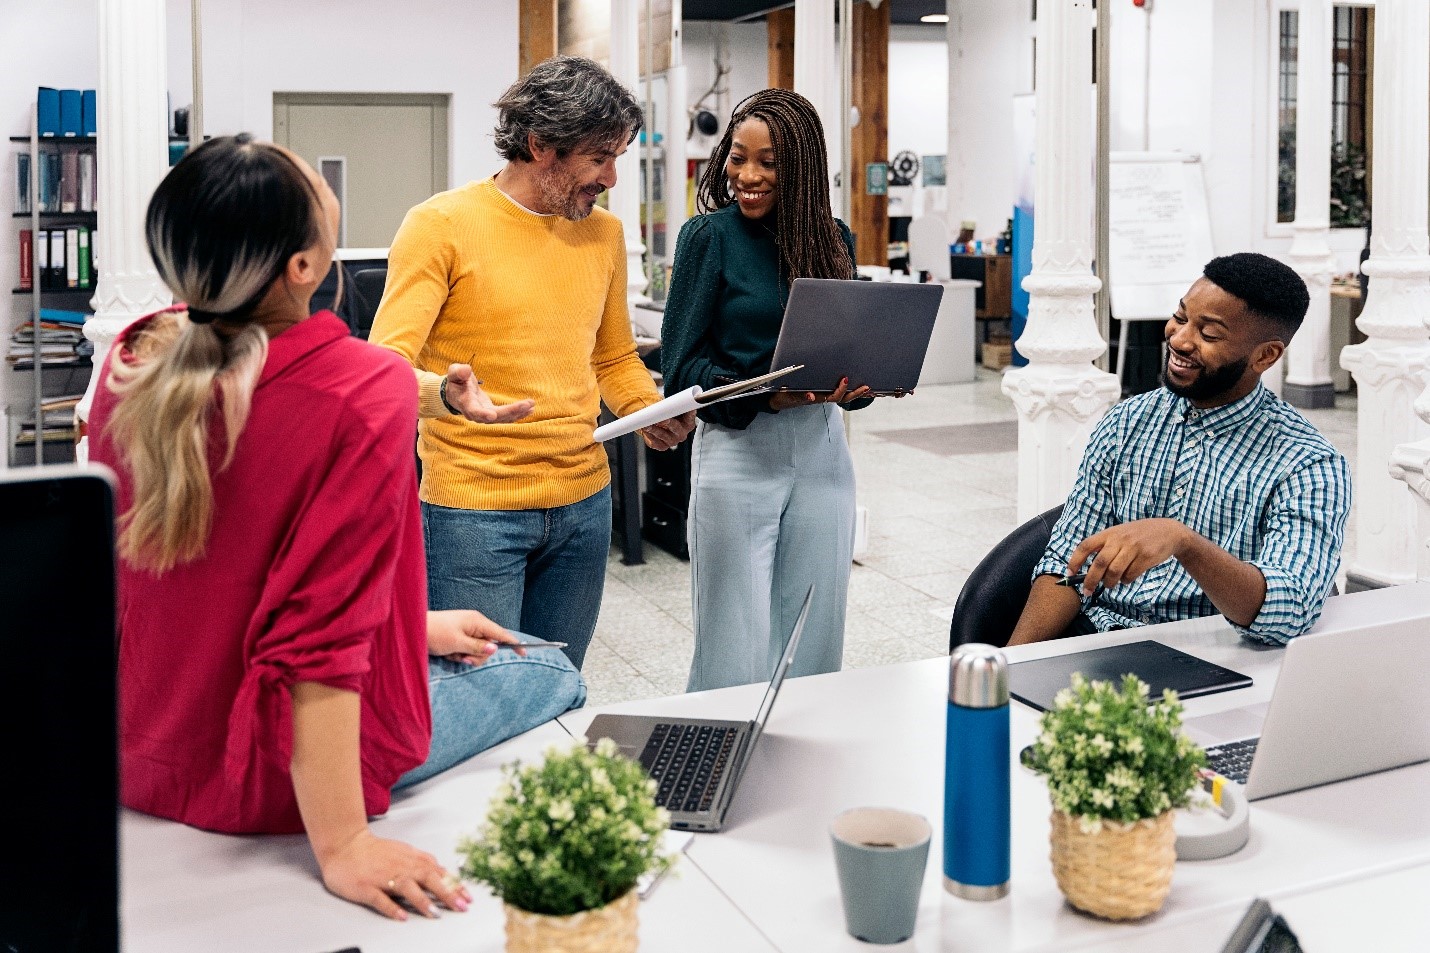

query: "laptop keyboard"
(1204, 738), (1260, 784)
(639, 723), (739, 814)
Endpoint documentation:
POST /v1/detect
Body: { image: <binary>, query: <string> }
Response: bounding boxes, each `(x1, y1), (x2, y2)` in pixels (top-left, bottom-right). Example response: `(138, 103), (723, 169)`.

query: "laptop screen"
(751, 586), (814, 734)
(0, 467), (119, 953)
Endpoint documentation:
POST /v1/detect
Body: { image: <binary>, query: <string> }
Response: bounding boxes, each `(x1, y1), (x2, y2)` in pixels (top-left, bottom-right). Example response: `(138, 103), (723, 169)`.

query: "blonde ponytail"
(106, 312), (268, 572)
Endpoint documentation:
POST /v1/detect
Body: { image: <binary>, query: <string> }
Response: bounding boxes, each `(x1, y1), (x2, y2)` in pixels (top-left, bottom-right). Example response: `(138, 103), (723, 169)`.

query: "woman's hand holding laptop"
(769, 375), (909, 410)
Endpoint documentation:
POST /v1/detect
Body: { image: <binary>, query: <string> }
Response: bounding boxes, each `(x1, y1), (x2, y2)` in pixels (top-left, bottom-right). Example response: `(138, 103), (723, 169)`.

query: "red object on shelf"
(19, 229), (33, 291)
(1133, 0), (1150, 8)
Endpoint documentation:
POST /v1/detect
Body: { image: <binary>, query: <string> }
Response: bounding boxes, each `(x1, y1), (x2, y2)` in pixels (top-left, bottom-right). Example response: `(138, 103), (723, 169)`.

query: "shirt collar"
(257, 311), (350, 386)
(1171, 381), (1269, 434)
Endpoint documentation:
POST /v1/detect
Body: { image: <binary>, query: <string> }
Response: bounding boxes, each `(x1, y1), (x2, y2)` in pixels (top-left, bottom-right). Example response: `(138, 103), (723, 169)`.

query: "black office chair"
(949, 504), (1064, 651)
(348, 267), (388, 340)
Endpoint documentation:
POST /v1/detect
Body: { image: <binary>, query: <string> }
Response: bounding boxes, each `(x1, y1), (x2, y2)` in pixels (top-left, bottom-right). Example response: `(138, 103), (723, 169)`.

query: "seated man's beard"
(1161, 353), (1250, 402)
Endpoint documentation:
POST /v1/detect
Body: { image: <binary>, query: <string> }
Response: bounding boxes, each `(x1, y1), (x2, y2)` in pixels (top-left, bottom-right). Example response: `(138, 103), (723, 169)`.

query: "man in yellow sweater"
(370, 57), (693, 670)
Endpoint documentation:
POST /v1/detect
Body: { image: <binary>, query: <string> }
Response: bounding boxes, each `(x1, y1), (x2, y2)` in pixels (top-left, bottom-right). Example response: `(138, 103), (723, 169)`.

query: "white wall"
(684, 20), (768, 141)
(947, 0), (1032, 241)
(889, 24), (948, 162)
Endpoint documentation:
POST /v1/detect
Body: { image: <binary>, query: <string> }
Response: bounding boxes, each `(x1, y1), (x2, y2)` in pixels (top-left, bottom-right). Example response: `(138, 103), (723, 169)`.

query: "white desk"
(121, 721), (776, 953)
(559, 583), (1430, 953)
(123, 584), (1430, 951)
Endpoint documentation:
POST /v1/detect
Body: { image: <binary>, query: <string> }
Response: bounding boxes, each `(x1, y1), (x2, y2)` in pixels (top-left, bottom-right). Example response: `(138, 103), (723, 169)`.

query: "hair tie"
(186, 306), (219, 325)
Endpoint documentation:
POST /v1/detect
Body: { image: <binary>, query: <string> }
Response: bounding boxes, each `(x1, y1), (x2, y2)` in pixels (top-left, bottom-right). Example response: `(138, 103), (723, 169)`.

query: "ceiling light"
(921, 13), (949, 23)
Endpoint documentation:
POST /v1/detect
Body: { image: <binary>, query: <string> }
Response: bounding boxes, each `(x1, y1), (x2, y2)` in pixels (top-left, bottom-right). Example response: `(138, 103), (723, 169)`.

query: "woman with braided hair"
(663, 88), (884, 692)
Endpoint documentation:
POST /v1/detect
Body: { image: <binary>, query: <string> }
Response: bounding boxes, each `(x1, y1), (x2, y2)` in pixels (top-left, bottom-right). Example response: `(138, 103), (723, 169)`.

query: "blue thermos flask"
(943, 643), (1011, 899)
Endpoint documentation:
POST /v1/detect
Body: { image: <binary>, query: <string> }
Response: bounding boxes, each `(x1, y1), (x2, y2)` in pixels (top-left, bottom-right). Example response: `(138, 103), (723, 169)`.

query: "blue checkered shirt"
(1033, 383), (1351, 644)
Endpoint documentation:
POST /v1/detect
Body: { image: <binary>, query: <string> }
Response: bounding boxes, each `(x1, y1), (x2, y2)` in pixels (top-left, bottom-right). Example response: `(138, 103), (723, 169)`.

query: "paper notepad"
(593, 365), (803, 443)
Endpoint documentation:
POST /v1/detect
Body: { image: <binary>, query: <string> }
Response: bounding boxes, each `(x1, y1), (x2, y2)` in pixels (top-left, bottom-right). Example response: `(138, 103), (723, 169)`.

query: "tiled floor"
(585, 369), (1360, 707)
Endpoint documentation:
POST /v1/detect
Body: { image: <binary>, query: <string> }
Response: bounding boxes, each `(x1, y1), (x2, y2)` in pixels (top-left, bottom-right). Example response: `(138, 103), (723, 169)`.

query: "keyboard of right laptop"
(1204, 738), (1260, 784)
(639, 723), (739, 814)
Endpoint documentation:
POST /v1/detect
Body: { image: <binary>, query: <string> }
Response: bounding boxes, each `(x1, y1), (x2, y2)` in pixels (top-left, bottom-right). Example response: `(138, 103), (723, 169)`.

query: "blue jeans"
(394, 636), (587, 790)
(422, 485), (611, 669)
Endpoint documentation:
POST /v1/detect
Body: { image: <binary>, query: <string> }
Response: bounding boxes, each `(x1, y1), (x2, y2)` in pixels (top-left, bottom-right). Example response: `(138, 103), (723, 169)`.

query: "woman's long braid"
(697, 89), (854, 283)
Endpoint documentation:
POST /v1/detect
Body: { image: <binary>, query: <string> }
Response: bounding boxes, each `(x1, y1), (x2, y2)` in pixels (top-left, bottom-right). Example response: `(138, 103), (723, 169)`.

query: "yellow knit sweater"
(370, 177), (659, 511)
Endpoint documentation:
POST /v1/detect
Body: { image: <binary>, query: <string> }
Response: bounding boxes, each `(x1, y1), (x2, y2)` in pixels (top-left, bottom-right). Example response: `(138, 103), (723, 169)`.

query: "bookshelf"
(9, 117), (97, 466)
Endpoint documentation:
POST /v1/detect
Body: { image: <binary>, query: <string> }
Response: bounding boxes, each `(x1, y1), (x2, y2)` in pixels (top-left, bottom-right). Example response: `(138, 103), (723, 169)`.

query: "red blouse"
(89, 310), (431, 834)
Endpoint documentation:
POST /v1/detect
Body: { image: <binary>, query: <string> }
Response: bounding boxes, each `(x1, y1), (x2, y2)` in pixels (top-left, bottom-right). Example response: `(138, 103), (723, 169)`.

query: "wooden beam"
(849, 0), (889, 267)
(767, 8), (795, 90)
(520, 0), (558, 77)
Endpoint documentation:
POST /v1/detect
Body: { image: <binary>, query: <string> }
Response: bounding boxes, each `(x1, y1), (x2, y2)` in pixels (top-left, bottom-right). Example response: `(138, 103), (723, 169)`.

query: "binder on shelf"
(65, 226), (79, 288)
(48, 229), (65, 291)
(38, 152), (61, 212)
(36, 229), (48, 291)
(19, 230), (33, 292)
(59, 89), (82, 137)
(14, 153), (30, 214)
(81, 90), (97, 137)
(78, 150), (95, 212)
(77, 227), (91, 288)
(60, 150), (79, 212)
(37, 87), (60, 137)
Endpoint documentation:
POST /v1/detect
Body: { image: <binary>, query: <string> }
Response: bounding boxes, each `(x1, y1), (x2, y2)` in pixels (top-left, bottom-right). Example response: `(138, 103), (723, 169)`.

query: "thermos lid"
(949, 643), (1009, 708)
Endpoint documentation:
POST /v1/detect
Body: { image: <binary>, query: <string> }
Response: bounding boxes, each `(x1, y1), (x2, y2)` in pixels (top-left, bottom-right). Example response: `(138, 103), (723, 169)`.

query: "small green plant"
(1027, 674), (1205, 833)
(459, 739), (674, 916)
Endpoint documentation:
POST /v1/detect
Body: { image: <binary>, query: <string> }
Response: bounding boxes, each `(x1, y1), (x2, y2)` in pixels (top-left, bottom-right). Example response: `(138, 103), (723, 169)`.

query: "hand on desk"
(640, 409), (696, 451)
(319, 827), (471, 921)
(427, 609), (526, 666)
(445, 363), (535, 424)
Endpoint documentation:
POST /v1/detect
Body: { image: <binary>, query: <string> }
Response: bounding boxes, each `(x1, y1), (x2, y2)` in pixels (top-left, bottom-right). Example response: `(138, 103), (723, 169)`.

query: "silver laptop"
(1184, 617), (1430, 800)
(770, 278), (943, 396)
(586, 587), (812, 832)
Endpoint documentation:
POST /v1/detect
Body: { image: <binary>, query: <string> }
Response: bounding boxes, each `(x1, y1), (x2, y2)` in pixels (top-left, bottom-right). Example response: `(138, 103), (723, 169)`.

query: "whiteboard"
(1107, 152), (1216, 320)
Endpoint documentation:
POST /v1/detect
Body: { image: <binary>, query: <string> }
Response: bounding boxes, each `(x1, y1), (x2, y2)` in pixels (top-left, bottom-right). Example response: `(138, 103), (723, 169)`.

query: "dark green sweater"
(660, 204), (870, 430)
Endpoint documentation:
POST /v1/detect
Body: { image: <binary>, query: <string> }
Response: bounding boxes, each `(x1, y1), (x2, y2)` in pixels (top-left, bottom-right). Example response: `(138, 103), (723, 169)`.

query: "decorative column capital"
(1340, 340), (1430, 390)
(1001, 364), (1120, 423)
(1390, 439), (1430, 506)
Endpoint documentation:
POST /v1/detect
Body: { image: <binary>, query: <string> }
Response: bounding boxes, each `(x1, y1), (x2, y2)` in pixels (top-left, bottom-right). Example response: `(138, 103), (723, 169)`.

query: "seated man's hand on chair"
(1068, 519), (1194, 596)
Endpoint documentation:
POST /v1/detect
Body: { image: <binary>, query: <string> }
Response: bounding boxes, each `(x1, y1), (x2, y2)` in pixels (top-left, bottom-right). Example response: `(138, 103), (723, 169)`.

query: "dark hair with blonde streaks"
(696, 88), (853, 283)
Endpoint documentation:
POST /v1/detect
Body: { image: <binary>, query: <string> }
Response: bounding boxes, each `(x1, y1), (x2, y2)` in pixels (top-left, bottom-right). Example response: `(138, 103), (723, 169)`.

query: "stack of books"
(7, 309), (92, 370)
(15, 396), (83, 447)
(14, 148), (98, 215)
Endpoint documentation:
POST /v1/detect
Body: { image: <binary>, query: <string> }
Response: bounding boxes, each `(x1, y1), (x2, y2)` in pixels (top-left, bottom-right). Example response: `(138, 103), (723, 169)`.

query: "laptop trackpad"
(1184, 704), (1270, 747)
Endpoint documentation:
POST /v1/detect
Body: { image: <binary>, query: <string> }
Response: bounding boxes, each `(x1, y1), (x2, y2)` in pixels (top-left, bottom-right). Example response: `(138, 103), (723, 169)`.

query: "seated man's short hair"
(1203, 253), (1310, 343)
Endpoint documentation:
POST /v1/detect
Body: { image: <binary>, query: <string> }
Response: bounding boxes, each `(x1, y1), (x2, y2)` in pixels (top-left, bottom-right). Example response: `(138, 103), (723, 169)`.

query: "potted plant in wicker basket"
(1025, 673), (1205, 920)
(459, 739), (675, 953)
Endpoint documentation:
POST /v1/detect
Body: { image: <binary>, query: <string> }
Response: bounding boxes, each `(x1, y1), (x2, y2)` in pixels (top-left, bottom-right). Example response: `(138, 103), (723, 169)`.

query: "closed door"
(273, 93), (449, 249)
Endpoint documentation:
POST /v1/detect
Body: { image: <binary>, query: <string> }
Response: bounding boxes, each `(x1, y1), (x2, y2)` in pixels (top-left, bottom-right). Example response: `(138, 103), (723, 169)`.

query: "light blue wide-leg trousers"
(686, 403), (856, 692)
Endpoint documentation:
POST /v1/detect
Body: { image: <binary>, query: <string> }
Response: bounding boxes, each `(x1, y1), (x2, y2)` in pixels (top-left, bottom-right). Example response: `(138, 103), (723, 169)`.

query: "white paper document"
(593, 365), (802, 443)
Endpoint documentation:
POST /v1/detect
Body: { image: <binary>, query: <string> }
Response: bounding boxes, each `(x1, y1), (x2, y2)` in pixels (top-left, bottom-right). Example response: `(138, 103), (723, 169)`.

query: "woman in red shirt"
(87, 135), (576, 921)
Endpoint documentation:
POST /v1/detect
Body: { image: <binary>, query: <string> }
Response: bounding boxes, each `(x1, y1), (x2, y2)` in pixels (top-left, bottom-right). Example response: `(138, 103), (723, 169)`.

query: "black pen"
(1055, 573), (1088, 589)
(494, 639), (568, 650)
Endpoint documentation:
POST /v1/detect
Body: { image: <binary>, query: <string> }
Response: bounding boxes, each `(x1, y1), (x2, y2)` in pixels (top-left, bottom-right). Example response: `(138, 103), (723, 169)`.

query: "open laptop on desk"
(585, 587), (811, 833)
(1184, 617), (1430, 801)
(0, 465), (120, 952)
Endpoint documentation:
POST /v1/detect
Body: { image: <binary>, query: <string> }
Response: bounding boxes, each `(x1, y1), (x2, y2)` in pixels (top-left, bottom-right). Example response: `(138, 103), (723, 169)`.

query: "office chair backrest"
(908, 214), (952, 280)
(0, 465), (120, 952)
(949, 504), (1065, 651)
(349, 267), (388, 340)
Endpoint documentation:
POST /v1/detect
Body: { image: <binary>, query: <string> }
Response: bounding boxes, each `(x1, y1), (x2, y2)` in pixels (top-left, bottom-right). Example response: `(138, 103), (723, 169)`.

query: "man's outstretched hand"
(445, 363), (535, 424)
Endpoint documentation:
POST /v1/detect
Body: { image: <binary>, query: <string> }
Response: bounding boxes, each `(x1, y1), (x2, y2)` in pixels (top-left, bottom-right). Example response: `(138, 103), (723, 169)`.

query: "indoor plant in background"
(1026, 674), (1206, 920)
(459, 739), (674, 953)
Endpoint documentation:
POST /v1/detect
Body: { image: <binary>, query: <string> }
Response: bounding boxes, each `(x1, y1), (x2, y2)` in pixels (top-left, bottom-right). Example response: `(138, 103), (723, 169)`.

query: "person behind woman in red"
(88, 135), (583, 921)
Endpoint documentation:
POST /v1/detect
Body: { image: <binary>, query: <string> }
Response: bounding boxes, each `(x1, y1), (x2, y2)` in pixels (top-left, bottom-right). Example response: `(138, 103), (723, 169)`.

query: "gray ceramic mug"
(830, 807), (933, 944)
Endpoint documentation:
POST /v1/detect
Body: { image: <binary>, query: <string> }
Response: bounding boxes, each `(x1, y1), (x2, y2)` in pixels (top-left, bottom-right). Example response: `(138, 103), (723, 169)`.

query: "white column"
(1341, 0), (1430, 589)
(1282, 0), (1336, 410)
(795, 0), (838, 200)
(77, 0), (174, 455)
(663, 3), (687, 270)
(1001, 0), (1119, 522)
(609, 0), (649, 308)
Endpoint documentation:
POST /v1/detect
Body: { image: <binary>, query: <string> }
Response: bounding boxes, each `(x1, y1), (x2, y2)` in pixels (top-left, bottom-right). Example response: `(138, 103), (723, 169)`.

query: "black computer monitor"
(0, 465), (119, 952)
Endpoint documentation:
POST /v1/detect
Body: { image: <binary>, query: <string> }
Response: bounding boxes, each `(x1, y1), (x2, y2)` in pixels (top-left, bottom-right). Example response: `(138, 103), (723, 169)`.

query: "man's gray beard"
(537, 168), (592, 221)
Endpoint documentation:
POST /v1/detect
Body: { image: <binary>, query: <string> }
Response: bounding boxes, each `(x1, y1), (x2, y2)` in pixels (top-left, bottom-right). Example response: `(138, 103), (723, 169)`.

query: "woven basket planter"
(1049, 809), (1176, 920)
(504, 889), (639, 953)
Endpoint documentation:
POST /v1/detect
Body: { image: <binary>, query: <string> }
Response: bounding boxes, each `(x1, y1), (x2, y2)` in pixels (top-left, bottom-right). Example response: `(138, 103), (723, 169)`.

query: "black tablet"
(1008, 640), (1253, 712)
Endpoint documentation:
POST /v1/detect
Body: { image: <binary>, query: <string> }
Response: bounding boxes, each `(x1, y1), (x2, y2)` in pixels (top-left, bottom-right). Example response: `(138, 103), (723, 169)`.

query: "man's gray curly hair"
(493, 56), (643, 161)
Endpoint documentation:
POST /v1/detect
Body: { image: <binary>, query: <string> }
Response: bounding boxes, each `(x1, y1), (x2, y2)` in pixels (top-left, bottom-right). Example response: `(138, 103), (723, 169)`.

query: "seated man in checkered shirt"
(1008, 253), (1351, 647)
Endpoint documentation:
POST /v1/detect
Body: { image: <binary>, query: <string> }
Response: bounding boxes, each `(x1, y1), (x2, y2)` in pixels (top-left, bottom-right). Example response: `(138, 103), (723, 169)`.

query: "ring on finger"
(387, 877), (399, 892)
